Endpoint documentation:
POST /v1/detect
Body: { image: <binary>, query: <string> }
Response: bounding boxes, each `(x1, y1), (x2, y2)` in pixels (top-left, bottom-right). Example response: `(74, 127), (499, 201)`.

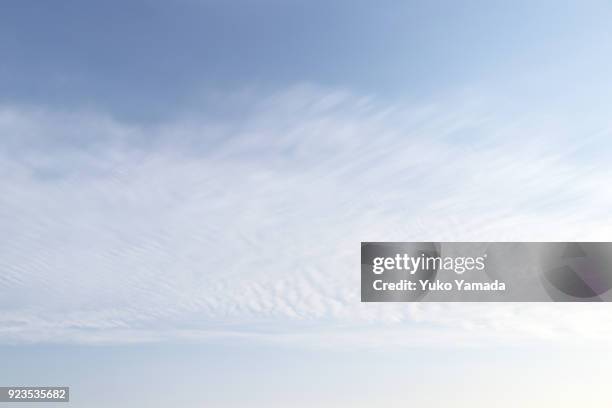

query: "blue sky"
(2, 1), (612, 406)
(3, 0), (612, 119)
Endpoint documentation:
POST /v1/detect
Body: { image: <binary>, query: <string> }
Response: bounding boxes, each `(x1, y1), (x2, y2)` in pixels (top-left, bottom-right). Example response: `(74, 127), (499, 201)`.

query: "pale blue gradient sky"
(0, 344), (610, 407)
(2, 1), (612, 406)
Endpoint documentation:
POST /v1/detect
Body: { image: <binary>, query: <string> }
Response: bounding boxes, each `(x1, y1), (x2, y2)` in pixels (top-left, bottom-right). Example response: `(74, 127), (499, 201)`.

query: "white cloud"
(1, 85), (612, 347)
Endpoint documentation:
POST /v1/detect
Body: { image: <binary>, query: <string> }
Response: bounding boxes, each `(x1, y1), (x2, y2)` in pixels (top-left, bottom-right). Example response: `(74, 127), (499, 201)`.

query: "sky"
(2, 0), (612, 406)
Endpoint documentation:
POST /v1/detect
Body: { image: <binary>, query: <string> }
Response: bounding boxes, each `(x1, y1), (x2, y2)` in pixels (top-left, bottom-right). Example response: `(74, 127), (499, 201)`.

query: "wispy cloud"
(2, 84), (612, 347)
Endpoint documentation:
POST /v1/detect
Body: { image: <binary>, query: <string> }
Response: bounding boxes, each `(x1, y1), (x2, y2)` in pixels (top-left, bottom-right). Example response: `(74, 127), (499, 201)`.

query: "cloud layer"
(2, 85), (612, 347)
